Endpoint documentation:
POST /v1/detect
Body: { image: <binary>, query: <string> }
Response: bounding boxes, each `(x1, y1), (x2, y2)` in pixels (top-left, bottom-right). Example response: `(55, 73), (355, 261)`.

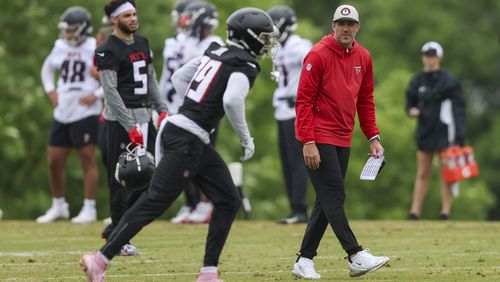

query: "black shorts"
(49, 115), (99, 149)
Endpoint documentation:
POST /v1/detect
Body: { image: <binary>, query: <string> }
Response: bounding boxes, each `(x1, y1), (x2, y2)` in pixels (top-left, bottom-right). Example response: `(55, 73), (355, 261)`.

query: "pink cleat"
(80, 252), (107, 282)
(195, 272), (224, 282)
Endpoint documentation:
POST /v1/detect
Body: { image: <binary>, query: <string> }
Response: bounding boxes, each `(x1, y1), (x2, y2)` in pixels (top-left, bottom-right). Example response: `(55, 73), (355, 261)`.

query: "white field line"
(275, 250), (499, 260)
(1, 249), (497, 259)
(0, 250), (498, 266)
(3, 266), (500, 281)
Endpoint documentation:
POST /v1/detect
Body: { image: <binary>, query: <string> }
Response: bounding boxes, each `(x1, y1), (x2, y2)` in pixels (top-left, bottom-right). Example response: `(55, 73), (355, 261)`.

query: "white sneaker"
(71, 206), (97, 224)
(348, 249), (390, 277)
(188, 202), (213, 223)
(171, 206), (192, 224)
(292, 257), (321, 279)
(36, 203), (69, 223)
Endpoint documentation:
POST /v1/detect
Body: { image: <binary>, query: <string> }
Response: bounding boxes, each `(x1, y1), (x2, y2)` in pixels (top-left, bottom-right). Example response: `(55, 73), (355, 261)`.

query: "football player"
(93, 0), (168, 255)
(158, 0), (202, 225)
(38, 6), (102, 224)
(267, 6), (312, 225)
(169, 1), (224, 225)
(181, 1), (224, 64)
(80, 7), (278, 282)
(158, 0), (196, 115)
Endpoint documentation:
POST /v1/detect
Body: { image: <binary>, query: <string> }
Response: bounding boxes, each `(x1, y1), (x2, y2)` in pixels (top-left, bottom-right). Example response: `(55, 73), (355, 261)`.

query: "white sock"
(52, 197), (66, 207)
(98, 252), (110, 265)
(83, 199), (96, 209)
(200, 266), (217, 273)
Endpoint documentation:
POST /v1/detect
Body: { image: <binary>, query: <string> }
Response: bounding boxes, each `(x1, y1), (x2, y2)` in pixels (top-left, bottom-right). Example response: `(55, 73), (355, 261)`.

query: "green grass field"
(0, 220), (499, 281)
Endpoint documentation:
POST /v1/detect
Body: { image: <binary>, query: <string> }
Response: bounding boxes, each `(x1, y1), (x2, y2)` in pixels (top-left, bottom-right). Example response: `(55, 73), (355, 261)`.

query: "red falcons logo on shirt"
(354, 66), (361, 74)
(306, 63), (312, 71)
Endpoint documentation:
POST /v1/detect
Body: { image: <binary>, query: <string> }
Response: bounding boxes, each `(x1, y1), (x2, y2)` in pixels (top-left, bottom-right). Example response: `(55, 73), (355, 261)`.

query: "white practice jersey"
(159, 33), (188, 114)
(272, 34), (312, 120)
(182, 34), (224, 64)
(41, 38), (102, 123)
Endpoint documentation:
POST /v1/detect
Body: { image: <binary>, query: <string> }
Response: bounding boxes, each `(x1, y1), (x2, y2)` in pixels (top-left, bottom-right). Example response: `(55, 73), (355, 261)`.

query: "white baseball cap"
(421, 41), (443, 57)
(332, 4), (359, 23)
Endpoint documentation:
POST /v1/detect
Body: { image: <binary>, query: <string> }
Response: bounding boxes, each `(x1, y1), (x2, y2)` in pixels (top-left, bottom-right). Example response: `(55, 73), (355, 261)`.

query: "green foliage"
(0, 0), (499, 220)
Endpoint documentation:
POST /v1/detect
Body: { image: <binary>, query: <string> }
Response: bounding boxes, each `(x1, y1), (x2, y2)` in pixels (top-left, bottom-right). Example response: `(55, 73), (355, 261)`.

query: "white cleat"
(102, 217), (112, 225)
(36, 203), (69, 223)
(170, 206), (192, 224)
(348, 249), (390, 277)
(119, 244), (138, 256)
(292, 257), (321, 280)
(71, 207), (97, 224)
(188, 202), (213, 223)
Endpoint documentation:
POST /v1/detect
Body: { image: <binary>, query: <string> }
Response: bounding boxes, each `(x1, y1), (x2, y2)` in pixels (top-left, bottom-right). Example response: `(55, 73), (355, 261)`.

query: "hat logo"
(341, 8), (351, 15)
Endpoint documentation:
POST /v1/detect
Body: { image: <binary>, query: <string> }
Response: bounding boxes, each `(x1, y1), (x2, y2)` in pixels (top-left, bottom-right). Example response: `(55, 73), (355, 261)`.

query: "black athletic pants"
(298, 144), (363, 258)
(182, 120), (220, 210)
(278, 118), (308, 216)
(103, 120), (156, 238)
(101, 123), (241, 266)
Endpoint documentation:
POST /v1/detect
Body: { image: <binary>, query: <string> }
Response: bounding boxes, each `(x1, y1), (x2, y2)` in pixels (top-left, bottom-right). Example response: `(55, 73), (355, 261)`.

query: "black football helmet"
(180, 1), (219, 38)
(115, 144), (155, 192)
(226, 7), (279, 58)
(171, 0), (197, 30)
(267, 6), (297, 43)
(58, 6), (92, 47)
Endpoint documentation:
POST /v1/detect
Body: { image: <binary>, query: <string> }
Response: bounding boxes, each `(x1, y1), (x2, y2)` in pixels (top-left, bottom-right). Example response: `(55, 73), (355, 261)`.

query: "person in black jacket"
(406, 41), (466, 220)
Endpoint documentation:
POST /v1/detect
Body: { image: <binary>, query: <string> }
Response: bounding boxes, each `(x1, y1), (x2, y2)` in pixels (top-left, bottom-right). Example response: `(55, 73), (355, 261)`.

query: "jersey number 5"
(186, 56), (222, 103)
(133, 60), (148, 95)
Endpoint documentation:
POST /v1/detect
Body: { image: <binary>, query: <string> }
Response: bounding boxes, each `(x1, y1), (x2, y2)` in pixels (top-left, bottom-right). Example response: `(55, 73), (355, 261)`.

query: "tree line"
(1, 0), (499, 220)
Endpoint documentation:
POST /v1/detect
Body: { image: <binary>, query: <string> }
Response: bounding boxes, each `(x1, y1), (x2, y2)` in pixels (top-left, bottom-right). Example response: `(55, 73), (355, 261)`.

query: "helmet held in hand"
(115, 144), (155, 192)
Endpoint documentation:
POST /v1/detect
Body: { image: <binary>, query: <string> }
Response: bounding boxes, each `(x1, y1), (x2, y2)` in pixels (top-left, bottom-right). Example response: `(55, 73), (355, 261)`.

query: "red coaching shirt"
(295, 34), (379, 147)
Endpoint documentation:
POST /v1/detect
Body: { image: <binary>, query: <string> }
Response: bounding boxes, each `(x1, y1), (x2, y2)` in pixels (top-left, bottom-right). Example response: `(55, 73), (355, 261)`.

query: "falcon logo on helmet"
(115, 144), (155, 192)
(226, 7), (279, 58)
(58, 6), (93, 47)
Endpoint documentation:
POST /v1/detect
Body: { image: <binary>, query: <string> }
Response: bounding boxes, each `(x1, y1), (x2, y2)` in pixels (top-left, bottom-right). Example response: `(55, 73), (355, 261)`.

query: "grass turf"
(0, 220), (499, 281)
